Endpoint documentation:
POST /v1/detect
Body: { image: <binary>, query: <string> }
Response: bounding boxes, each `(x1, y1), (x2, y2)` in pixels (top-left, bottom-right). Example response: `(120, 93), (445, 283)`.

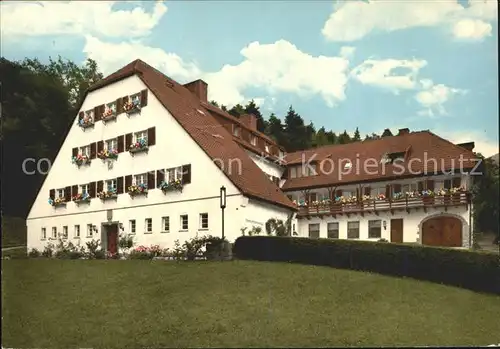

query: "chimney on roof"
(457, 142), (475, 152)
(183, 79), (208, 102)
(398, 128), (410, 136)
(240, 113), (257, 131)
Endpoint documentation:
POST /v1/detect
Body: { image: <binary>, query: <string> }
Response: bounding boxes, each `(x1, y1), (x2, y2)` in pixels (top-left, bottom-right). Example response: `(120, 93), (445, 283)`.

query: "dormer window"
(390, 152), (405, 162)
(344, 161), (352, 170)
(265, 143), (270, 153)
(251, 135), (257, 146)
(233, 125), (241, 137)
(279, 150), (285, 158)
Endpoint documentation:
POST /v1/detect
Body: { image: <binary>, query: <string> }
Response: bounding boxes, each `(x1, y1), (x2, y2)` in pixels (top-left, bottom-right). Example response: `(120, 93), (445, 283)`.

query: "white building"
(27, 59), (477, 253)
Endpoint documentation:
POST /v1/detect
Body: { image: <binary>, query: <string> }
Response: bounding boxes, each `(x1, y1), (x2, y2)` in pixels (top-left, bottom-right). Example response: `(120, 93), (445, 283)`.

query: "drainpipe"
(468, 201), (472, 248)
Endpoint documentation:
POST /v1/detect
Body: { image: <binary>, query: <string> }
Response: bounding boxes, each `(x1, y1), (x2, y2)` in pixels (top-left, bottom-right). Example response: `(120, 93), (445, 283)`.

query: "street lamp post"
(220, 186), (226, 240)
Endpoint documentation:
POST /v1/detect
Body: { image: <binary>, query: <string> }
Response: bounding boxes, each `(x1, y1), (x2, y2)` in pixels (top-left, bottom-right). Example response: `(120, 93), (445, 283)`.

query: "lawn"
(2, 260), (500, 348)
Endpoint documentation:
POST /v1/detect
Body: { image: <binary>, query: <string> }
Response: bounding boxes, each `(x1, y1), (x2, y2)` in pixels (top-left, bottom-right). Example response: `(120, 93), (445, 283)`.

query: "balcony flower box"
(421, 190), (435, 205)
(78, 117), (94, 129)
(72, 154), (91, 167)
(97, 149), (118, 160)
(49, 197), (66, 207)
(102, 108), (117, 122)
(159, 179), (183, 193)
(72, 193), (91, 204)
(124, 99), (141, 115)
(128, 184), (148, 197)
(129, 139), (148, 154)
(98, 190), (118, 200)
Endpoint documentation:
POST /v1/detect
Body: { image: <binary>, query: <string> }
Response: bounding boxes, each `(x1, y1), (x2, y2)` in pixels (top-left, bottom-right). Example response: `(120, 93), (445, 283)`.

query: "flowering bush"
(377, 193), (386, 200)
(129, 245), (166, 259)
(97, 149), (118, 160)
(72, 154), (90, 166)
(48, 197), (66, 206)
(449, 186), (466, 194)
(129, 139), (148, 152)
(128, 183), (148, 196)
(72, 192), (90, 203)
(159, 179), (183, 193)
(97, 189), (117, 199)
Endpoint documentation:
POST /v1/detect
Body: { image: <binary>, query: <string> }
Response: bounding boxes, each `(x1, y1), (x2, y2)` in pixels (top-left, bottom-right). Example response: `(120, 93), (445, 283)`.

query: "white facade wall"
(242, 198), (295, 233)
(27, 75), (291, 251)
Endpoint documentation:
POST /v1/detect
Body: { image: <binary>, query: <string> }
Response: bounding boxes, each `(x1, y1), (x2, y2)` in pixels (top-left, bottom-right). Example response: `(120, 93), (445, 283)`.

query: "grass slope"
(2, 260), (499, 348)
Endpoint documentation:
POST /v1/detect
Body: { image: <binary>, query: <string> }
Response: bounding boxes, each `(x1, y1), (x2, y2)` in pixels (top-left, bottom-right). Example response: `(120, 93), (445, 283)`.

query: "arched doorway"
(421, 216), (463, 247)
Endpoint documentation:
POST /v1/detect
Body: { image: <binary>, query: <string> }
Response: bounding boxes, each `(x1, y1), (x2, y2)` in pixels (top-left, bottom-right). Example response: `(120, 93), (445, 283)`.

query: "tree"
(227, 103), (245, 118)
(265, 113), (286, 146)
(337, 130), (351, 144)
(2, 57), (104, 218)
(353, 127), (361, 142)
(244, 99), (266, 132)
(283, 105), (310, 151)
(312, 127), (330, 147)
(472, 154), (500, 242)
(20, 55), (103, 110)
(381, 128), (393, 137)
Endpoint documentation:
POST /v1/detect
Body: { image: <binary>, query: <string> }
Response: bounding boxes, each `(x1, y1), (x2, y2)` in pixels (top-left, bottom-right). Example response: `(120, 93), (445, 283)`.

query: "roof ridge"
(424, 130), (477, 156)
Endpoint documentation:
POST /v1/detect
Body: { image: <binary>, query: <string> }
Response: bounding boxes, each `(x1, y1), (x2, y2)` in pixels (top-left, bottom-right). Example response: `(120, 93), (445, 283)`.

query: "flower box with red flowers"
(129, 139), (148, 154)
(72, 154), (91, 167)
(124, 98), (141, 115)
(48, 197), (67, 207)
(127, 184), (148, 197)
(102, 107), (117, 122)
(72, 193), (91, 204)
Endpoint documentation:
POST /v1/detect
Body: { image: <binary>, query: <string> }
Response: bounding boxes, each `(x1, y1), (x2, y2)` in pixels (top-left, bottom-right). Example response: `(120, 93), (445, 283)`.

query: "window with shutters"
(199, 213), (209, 229)
(180, 215), (189, 231)
(106, 179), (117, 192)
(41, 228), (46, 240)
(145, 218), (153, 233)
(57, 188), (65, 198)
(106, 138), (118, 151)
(85, 110), (94, 121)
(175, 166), (183, 181)
(251, 135), (257, 146)
(368, 220), (381, 238)
(134, 130), (148, 144)
(161, 217), (170, 233)
(347, 221), (360, 239)
(74, 225), (80, 238)
(134, 173), (147, 186)
(232, 125), (241, 137)
(79, 145), (90, 157)
(62, 226), (68, 239)
(80, 184), (89, 195)
(308, 224), (320, 238)
(327, 222), (339, 239)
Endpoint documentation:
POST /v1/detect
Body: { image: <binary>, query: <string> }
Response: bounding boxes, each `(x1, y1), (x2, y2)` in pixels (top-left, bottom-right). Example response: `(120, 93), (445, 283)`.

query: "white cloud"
(83, 37), (351, 108)
(434, 129), (499, 157)
(0, 1), (168, 38)
(350, 58), (428, 92)
(452, 19), (492, 40)
(339, 46), (356, 58)
(415, 80), (467, 117)
(83, 35), (201, 81)
(203, 40), (350, 107)
(322, 0), (497, 42)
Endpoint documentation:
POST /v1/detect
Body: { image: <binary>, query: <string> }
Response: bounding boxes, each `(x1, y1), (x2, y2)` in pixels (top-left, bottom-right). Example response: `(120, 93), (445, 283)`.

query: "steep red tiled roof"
(282, 131), (478, 191)
(88, 59), (295, 210)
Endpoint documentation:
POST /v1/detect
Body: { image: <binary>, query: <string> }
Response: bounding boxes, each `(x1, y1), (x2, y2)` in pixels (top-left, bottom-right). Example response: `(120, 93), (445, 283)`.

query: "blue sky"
(2, 0), (498, 156)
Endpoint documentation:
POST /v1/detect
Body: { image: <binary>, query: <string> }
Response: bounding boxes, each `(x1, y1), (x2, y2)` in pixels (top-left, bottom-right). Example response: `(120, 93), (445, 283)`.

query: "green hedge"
(233, 236), (500, 294)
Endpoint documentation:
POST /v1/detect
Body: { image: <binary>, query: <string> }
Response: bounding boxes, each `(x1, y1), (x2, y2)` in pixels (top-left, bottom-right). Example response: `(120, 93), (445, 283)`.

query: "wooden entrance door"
(107, 224), (118, 254)
(422, 216), (462, 247)
(390, 219), (403, 243)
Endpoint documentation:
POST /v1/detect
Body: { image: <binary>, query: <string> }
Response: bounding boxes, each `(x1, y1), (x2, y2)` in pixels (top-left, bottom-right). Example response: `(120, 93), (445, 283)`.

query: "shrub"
(41, 244), (54, 258)
(233, 236), (500, 295)
(28, 248), (41, 258)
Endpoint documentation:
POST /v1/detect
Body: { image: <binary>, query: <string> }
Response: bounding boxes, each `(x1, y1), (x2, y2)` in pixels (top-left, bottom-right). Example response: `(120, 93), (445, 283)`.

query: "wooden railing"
(297, 192), (470, 217)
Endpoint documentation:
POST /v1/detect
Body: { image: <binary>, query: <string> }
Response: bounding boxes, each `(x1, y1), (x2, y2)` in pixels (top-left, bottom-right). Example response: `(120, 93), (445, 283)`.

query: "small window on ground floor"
(180, 215), (188, 231)
(74, 225), (80, 238)
(347, 221), (359, 239)
(145, 218), (152, 233)
(62, 226), (68, 239)
(308, 224), (320, 238)
(368, 220), (381, 238)
(129, 220), (136, 234)
(52, 227), (57, 239)
(41, 227), (46, 240)
(327, 222), (339, 239)
(87, 224), (93, 237)
(199, 213), (208, 229)
(162, 216), (170, 233)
